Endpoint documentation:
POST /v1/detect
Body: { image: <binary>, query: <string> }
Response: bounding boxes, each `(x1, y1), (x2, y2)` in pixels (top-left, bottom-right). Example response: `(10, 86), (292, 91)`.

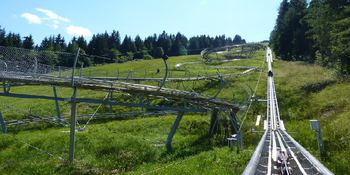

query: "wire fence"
(0, 46), (75, 76)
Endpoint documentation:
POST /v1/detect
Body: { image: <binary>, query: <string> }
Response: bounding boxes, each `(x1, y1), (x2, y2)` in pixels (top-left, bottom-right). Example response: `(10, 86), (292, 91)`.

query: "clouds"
(20, 8), (92, 36)
(35, 8), (70, 22)
(66, 25), (92, 37)
(21, 13), (41, 24)
(50, 24), (58, 29)
(21, 8), (70, 29)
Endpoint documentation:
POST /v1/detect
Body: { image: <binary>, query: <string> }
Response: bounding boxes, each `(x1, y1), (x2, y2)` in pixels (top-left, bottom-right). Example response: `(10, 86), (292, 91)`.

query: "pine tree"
(23, 34), (34, 50)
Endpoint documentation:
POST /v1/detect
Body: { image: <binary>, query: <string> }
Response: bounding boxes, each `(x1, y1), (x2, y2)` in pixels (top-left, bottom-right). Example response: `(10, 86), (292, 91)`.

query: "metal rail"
(201, 43), (264, 62)
(243, 48), (333, 175)
(3, 110), (178, 125)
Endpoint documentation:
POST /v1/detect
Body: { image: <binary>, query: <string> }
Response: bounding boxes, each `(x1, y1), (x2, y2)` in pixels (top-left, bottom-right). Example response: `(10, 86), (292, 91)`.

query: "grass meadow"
(1, 49), (348, 174)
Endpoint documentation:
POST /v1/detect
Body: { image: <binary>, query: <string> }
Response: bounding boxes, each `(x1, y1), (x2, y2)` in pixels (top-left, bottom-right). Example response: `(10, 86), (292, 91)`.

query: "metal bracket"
(287, 126), (299, 134)
(250, 125), (265, 133)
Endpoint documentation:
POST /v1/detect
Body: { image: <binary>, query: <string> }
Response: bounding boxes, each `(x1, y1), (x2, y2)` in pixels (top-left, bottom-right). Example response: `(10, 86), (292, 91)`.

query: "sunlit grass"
(1, 50), (348, 174)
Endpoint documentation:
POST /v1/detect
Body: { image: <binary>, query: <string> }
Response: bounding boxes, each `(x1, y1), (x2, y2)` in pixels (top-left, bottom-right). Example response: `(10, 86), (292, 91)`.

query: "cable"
(82, 92), (110, 129)
(238, 57), (265, 132)
(0, 131), (66, 161)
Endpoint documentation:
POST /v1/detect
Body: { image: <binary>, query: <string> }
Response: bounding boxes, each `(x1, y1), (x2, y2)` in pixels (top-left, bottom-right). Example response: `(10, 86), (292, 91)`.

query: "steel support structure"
(69, 48), (80, 162)
(69, 88), (78, 161)
(208, 107), (222, 136)
(166, 112), (184, 151)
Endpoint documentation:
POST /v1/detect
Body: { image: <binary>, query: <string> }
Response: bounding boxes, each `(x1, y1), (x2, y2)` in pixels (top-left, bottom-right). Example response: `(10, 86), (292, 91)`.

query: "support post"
(109, 85), (113, 115)
(0, 111), (7, 133)
(310, 120), (325, 154)
(130, 96), (134, 112)
(80, 62), (84, 78)
(166, 112), (184, 150)
(3, 81), (6, 93)
(208, 108), (219, 136)
(126, 70), (132, 83)
(238, 130), (243, 150)
(71, 48), (80, 87)
(53, 86), (61, 125)
(208, 107), (222, 136)
(69, 88), (78, 161)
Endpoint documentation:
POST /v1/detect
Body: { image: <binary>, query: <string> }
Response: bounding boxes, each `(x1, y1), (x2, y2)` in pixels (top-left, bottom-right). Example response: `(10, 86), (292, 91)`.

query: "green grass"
(271, 59), (350, 174)
(0, 52), (264, 174)
(1, 51), (348, 174)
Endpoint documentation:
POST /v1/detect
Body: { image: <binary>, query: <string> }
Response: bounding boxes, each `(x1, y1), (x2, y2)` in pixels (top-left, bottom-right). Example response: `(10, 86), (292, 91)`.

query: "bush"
(142, 54), (153, 60)
(301, 80), (337, 93)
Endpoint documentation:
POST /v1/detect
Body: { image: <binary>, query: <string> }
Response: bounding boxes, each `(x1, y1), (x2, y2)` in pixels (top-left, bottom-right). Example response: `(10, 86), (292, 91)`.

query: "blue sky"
(1, 0), (284, 46)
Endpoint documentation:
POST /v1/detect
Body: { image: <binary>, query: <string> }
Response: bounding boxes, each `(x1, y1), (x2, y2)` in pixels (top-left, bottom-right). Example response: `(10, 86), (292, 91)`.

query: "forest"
(270, 0), (350, 76)
(0, 27), (246, 67)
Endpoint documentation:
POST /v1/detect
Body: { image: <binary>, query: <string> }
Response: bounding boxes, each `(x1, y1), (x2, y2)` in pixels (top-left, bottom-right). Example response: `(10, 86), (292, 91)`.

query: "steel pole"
(69, 88), (78, 161)
(53, 86), (61, 125)
(109, 84), (113, 115)
(71, 48), (80, 87)
(166, 112), (184, 150)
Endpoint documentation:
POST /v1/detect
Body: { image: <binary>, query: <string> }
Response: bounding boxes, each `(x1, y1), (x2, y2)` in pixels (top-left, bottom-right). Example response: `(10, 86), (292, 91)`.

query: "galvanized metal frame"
(0, 46), (253, 163)
(165, 112), (184, 151)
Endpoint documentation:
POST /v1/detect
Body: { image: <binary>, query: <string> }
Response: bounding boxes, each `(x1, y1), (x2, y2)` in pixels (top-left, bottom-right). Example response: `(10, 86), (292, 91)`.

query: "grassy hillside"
(272, 60), (350, 173)
(0, 50), (348, 174)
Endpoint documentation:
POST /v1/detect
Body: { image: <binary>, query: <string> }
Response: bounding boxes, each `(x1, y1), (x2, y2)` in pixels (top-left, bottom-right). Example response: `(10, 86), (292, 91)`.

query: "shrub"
(143, 54), (153, 60)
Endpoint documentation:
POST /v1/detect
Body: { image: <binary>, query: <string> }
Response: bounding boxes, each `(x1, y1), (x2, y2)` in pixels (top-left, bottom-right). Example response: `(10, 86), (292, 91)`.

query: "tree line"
(0, 26), (246, 67)
(270, 0), (350, 75)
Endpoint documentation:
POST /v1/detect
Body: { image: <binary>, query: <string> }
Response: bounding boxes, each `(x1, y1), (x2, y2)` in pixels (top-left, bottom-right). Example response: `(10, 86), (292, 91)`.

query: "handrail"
(242, 129), (268, 175)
